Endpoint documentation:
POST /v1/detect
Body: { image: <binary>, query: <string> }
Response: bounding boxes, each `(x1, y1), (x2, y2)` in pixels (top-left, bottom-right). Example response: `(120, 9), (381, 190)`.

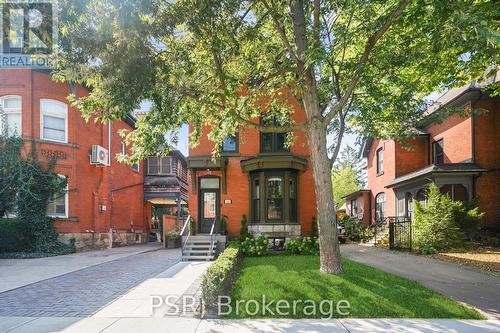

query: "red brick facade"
(0, 69), (147, 248)
(361, 88), (499, 229)
(187, 98), (317, 238)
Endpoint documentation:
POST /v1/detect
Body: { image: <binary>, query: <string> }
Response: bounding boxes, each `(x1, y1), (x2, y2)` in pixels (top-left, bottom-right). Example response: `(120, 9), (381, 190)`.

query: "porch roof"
(386, 163), (488, 188)
(240, 154), (307, 172)
(341, 189), (370, 200)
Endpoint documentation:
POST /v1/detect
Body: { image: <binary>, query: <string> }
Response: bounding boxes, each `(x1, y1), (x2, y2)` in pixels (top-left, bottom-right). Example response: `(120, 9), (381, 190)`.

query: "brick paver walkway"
(0, 249), (180, 318)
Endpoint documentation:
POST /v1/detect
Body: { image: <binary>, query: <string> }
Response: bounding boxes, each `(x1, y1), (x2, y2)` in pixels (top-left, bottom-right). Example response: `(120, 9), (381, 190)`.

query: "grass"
(227, 255), (484, 319)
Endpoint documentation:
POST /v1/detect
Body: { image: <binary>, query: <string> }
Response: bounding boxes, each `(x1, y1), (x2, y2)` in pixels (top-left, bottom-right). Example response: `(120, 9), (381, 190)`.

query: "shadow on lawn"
(228, 256), (482, 319)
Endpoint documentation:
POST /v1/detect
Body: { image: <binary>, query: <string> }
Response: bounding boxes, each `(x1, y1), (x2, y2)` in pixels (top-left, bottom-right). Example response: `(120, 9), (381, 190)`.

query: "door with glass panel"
(199, 177), (220, 233)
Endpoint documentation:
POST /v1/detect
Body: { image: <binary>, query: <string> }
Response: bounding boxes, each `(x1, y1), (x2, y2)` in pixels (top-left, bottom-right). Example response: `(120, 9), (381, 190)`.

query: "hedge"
(0, 218), (32, 252)
(201, 246), (241, 315)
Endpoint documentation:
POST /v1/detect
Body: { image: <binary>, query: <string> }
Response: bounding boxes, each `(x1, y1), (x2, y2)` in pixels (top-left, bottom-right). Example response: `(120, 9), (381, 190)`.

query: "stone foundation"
(58, 231), (148, 251)
(248, 224), (301, 238)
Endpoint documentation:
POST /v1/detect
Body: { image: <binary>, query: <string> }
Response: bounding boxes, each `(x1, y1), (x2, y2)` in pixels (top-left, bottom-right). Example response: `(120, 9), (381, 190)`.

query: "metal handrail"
(181, 215), (191, 256)
(209, 218), (216, 256)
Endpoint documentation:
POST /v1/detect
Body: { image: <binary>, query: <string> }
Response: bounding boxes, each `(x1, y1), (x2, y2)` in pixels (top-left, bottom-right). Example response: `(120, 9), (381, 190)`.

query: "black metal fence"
(387, 216), (413, 251)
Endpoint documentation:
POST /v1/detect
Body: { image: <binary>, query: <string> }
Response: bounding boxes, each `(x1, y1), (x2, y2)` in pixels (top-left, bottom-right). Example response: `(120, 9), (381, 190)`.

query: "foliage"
(220, 215), (227, 235)
(420, 245), (439, 255)
(189, 217), (196, 235)
(285, 237), (319, 255)
(0, 218), (32, 252)
(166, 228), (180, 240)
(228, 256), (483, 319)
(238, 214), (251, 242)
(413, 183), (484, 252)
(332, 166), (362, 208)
(0, 132), (75, 254)
(337, 214), (371, 241)
(201, 246), (240, 314)
(334, 145), (366, 186)
(55, 0), (498, 273)
(239, 235), (269, 256)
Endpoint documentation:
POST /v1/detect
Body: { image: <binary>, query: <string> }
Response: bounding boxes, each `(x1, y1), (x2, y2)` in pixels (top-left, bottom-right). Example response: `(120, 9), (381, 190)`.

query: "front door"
(200, 189), (219, 233)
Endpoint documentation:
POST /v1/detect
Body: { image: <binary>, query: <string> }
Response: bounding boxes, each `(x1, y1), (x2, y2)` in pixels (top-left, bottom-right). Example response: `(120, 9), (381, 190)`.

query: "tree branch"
(323, 0), (410, 126)
(261, 0), (302, 66)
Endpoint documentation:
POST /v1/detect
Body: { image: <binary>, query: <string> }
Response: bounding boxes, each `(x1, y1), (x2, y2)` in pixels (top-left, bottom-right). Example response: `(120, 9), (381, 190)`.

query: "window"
(405, 192), (413, 218)
(0, 96), (22, 136)
(416, 188), (428, 206)
(267, 177), (283, 220)
(47, 176), (68, 218)
(147, 156), (174, 175)
(260, 117), (289, 153)
(432, 139), (444, 164)
(200, 177), (220, 189)
(120, 141), (126, 155)
(40, 99), (68, 143)
(351, 199), (358, 216)
(375, 192), (386, 222)
(222, 134), (238, 152)
(252, 177), (260, 221)
(132, 162), (140, 173)
(376, 148), (384, 175)
(289, 177), (296, 221)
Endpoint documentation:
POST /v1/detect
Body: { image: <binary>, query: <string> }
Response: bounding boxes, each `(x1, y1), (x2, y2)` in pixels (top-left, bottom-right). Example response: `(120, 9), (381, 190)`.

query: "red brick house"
(351, 77), (499, 229)
(187, 95), (317, 242)
(0, 68), (147, 249)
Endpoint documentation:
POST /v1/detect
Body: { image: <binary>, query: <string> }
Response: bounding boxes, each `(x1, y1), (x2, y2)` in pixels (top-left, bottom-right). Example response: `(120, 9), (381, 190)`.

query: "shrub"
(0, 218), (32, 252)
(337, 214), (366, 241)
(284, 237), (319, 255)
(238, 214), (251, 242)
(420, 245), (438, 255)
(413, 183), (483, 252)
(201, 246), (240, 314)
(189, 217), (196, 235)
(239, 235), (268, 256)
(220, 215), (227, 235)
(311, 216), (318, 238)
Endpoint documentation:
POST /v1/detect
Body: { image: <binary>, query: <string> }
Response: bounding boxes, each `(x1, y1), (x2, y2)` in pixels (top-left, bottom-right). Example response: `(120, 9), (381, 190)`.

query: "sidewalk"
(0, 243), (163, 293)
(0, 317), (499, 333)
(341, 244), (500, 319)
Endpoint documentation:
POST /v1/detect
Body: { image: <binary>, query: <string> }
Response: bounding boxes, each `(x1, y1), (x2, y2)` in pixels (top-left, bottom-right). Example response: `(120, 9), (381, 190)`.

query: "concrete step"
(181, 255), (215, 261)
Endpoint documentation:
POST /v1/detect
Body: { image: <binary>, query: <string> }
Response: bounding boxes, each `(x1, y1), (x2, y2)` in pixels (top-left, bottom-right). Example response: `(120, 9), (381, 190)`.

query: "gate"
(388, 216), (412, 251)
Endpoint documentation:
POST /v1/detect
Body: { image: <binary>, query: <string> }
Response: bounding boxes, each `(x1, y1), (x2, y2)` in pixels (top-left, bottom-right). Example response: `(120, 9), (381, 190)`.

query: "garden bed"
(427, 246), (500, 275)
(226, 255), (483, 319)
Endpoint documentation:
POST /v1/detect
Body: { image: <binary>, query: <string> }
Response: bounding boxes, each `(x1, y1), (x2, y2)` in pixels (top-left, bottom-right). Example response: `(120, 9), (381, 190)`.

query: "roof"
(341, 189), (370, 200)
(360, 70), (499, 158)
(386, 163), (488, 188)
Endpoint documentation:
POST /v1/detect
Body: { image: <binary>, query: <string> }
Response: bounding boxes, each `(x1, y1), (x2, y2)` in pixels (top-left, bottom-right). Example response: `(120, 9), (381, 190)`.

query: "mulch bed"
(428, 247), (500, 275)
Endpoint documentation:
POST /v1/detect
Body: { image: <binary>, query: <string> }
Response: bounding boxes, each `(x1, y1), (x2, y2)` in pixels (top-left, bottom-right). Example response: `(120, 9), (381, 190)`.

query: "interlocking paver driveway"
(0, 249), (180, 317)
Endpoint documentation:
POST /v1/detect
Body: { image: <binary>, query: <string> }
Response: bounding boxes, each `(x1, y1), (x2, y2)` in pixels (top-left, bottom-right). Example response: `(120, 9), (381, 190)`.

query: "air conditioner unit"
(90, 145), (109, 166)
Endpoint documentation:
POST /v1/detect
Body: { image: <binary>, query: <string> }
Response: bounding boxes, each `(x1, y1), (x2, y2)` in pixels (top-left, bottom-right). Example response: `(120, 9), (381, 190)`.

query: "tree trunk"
(301, 94), (342, 274)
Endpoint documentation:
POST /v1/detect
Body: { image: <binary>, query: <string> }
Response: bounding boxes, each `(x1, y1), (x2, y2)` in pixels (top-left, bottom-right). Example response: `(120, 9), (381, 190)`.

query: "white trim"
(40, 99), (68, 143)
(47, 175), (69, 218)
(0, 95), (22, 136)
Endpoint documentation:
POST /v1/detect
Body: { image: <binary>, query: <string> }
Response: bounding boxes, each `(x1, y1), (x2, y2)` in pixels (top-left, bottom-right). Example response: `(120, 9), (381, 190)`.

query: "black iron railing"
(387, 216), (412, 251)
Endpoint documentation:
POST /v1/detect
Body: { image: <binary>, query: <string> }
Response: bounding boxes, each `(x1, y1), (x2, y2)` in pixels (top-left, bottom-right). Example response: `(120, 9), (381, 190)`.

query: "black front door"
(200, 189), (219, 233)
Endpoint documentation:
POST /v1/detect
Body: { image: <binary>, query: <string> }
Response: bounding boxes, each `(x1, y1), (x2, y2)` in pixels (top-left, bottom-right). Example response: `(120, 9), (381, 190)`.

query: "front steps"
(181, 235), (218, 261)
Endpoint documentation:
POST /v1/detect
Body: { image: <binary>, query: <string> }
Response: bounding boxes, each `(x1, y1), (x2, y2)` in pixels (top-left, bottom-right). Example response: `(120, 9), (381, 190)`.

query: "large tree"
(55, 0), (498, 274)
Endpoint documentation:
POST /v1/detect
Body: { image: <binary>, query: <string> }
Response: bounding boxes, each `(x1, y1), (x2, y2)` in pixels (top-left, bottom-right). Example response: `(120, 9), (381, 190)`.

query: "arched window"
(0, 95), (22, 136)
(375, 192), (386, 222)
(40, 99), (68, 143)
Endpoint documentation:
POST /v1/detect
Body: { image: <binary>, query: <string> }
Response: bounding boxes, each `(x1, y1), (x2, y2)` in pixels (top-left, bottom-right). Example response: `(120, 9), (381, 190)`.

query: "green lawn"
(226, 255), (483, 319)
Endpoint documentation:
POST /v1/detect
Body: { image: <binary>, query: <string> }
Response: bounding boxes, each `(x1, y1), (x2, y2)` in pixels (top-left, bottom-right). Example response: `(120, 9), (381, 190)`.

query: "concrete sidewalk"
(0, 243), (163, 293)
(0, 317), (499, 333)
(341, 244), (500, 319)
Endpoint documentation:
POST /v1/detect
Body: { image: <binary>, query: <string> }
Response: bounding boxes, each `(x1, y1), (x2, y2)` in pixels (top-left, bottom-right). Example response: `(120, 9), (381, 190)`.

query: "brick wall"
(0, 68), (146, 248)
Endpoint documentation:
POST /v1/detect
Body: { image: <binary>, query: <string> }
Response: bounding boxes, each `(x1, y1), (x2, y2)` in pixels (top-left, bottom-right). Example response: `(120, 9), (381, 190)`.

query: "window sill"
(376, 172), (384, 177)
(52, 217), (79, 222)
(221, 152), (240, 157)
(26, 137), (79, 148)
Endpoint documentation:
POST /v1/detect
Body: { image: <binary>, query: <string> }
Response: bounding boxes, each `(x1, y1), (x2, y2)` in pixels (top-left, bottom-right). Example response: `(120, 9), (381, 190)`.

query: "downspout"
(108, 121), (113, 248)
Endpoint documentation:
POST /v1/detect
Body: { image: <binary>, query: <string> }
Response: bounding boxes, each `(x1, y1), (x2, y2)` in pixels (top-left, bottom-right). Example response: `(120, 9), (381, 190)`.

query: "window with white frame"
(120, 141), (126, 154)
(0, 96), (22, 136)
(40, 99), (68, 143)
(47, 176), (68, 218)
